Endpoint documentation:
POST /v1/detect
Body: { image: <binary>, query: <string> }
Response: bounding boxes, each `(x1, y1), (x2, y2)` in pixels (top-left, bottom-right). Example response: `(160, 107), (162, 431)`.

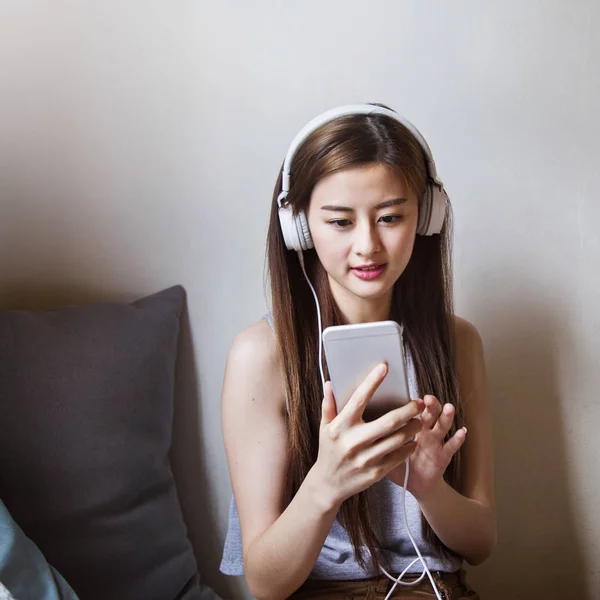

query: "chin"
(328, 271), (398, 305)
(348, 282), (395, 302)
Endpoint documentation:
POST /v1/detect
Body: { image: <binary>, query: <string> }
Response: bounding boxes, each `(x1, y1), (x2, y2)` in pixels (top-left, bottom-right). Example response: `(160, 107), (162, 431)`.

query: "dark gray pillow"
(0, 286), (201, 600)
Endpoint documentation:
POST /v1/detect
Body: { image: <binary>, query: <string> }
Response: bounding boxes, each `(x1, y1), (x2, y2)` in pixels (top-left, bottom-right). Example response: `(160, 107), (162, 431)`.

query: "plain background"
(1, 2), (599, 599)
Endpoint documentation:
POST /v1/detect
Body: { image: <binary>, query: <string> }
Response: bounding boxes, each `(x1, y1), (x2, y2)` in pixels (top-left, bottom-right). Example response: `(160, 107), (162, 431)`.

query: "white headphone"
(277, 104), (449, 251)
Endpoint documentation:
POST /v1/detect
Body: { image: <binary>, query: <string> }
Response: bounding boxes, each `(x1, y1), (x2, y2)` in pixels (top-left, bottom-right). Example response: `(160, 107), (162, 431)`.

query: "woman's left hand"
(387, 395), (467, 500)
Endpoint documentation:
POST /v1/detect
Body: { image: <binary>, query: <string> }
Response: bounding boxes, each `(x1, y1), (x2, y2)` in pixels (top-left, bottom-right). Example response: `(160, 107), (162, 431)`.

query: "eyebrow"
(320, 198), (408, 212)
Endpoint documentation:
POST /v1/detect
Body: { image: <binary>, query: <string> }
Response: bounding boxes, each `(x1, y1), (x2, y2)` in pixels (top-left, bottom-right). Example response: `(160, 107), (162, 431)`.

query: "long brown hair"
(265, 104), (464, 570)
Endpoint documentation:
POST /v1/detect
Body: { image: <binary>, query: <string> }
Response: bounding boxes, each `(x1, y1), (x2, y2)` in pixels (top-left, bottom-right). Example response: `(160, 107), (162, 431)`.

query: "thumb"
(321, 381), (338, 425)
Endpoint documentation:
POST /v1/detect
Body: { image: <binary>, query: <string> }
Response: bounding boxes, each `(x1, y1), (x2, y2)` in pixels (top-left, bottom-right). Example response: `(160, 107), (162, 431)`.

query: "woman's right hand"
(309, 362), (424, 510)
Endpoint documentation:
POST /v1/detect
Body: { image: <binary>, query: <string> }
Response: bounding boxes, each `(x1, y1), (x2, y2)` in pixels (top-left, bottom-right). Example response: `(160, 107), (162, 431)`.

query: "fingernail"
(461, 427), (468, 435)
(376, 362), (387, 376)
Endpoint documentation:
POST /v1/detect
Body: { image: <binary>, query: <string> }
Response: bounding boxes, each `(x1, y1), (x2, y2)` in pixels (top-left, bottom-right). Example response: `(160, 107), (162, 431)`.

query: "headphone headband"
(277, 103), (448, 249)
(280, 104), (443, 197)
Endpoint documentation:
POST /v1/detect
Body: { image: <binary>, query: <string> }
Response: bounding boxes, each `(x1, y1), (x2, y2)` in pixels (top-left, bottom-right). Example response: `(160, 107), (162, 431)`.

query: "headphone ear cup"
(278, 205), (314, 250)
(417, 183), (447, 236)
(427, 186), (448, 235)
(417, 185), (432, 236)
(278, 204), (301, 251)
(296, 209), (313, 250)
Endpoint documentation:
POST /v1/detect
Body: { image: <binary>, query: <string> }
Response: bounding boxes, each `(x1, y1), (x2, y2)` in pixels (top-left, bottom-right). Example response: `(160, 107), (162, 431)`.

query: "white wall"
(1, 2), (599, 599)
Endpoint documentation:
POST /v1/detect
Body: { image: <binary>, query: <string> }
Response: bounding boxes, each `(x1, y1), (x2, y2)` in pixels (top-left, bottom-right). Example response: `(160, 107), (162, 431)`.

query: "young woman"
(219, 104), (496, 600)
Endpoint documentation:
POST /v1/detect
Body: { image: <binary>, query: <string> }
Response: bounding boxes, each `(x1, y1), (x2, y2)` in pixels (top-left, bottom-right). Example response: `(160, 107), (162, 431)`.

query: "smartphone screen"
(322, 320), (411, 421)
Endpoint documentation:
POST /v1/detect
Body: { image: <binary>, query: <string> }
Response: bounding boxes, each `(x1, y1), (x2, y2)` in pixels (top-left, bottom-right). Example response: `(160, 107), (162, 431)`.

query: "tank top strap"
(263, 311), (275, 330)
(404, 342), (419, 400)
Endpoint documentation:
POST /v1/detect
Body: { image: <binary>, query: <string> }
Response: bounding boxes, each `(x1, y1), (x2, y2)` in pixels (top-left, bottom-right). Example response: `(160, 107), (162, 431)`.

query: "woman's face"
(306, 163), (419, 322)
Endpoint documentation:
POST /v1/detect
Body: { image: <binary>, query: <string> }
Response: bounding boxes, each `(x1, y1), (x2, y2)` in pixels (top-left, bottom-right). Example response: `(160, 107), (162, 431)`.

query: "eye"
(328, 219), (352, 228)
(379, 215), (403, 224)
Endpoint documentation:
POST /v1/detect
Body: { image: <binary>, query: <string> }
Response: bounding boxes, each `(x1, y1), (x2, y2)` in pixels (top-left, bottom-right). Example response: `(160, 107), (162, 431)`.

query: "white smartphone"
(322, 320), (411, 421)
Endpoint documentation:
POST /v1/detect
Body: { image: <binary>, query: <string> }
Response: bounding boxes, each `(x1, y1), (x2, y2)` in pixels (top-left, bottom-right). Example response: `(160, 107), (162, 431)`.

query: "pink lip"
(351, 264), (387, 280)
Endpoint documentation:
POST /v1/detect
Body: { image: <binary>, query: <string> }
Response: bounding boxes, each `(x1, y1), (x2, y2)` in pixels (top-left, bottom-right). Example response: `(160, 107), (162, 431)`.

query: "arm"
(415, 317), (497, 564)
(222, 321), (335, 600)
(386, 317), (496, 564)
(413, 477), (495, 565)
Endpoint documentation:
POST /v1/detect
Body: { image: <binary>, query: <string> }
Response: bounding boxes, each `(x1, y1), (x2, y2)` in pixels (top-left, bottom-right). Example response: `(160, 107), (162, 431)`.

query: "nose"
(354, 220), (381, 258)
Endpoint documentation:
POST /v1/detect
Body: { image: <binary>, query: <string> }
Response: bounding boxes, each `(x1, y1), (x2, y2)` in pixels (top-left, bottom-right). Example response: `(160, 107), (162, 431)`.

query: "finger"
(442, 426), (467, 459)
(420, 395), (442, 429)
(321, 381), (338, 425)
(432, 403), (455, 438)
(365, 417), (422, 459)
(359, 399), (424, 445)
(339, 362), (387, 423)
(381, 440), (418, 474)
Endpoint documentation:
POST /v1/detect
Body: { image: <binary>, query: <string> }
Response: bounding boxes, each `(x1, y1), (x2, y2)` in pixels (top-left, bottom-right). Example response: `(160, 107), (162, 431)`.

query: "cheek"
(388, 229), (417, 263)
(311, 226), (347, 267)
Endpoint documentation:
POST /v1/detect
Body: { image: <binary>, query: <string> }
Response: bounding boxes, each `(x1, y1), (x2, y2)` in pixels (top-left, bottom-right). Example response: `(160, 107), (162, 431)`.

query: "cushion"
(0, 286), (202, 600)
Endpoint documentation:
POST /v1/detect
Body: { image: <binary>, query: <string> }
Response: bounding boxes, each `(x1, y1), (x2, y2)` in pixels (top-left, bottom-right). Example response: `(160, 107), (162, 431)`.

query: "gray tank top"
(219, 313), (462, 579)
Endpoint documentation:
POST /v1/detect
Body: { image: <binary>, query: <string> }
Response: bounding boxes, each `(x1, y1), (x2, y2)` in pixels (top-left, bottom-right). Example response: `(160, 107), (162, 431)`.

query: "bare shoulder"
(452, 315), (484, 359)
(451, 315), (487, 409)
(229, 317), (279, 367)
(223, 317), (286, 414)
